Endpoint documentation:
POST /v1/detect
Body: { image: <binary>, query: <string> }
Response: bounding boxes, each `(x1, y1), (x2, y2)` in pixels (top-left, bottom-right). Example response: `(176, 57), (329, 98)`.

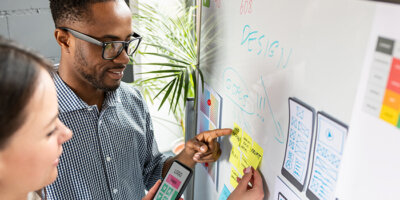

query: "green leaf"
(136, 62), (188, 68)
(141, 43), (190, 64)
(153, 79), (174, 100)
(141, 74), (177, 82)
(169, 75), (180, 112)
(183, 68), (190, 106)
(137, 69), (182, 75)
(158, 78), (176, 110)
(192, 68), (197, 100)
(174, 72), (184, 112)
(141, 52), (191, 65)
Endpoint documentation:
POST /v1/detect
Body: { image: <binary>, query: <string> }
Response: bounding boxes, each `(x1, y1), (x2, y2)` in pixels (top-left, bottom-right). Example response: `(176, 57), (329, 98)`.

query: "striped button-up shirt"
(47, 73), (168, 199)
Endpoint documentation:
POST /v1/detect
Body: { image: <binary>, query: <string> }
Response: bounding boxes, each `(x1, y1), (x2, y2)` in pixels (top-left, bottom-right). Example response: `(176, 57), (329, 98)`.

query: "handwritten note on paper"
(229, 147), (241, 169)
(230, 123), (242, 147)
(230, 167), (239, 188)
(239, 156), (250, 175)
(229, 123), (264, 179)
(240, 131), (252, 156)
(248, 141), (264, 169)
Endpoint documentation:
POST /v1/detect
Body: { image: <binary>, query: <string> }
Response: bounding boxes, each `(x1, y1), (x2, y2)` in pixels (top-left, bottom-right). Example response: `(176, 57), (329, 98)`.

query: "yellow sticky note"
(230, 123), (242, 147)
(229, 147), (241, 169)
(240, 131), (252, 156)
(239, 156), (250, 175)
(230, 168), (239, 188)
(248, 141), (264, 169)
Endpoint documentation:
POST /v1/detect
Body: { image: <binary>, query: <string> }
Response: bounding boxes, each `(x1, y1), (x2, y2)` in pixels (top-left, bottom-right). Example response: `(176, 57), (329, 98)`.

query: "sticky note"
(230, 123), (242, 147)
(230, 168), (239, 188)
(239, 156), (250, 175)
(229, 146), (241, 169)
(218, 185), (231, 200)
(240, 131), (252, 156)
(248, 141), (264, 169)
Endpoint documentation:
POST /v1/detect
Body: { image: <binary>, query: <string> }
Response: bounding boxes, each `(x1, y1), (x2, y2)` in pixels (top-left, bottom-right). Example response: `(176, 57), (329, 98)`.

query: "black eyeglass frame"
(59, 27), (142, 60)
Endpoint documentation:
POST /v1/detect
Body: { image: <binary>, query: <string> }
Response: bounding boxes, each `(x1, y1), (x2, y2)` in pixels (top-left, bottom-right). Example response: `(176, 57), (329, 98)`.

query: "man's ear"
(54, 28), (71, 53)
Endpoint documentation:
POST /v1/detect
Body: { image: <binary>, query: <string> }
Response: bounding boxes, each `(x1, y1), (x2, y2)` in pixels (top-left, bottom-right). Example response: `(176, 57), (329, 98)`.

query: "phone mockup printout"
(281, 97), (315, 191)
(153, 160), (193, 200)
(278, 192), (288, 200)
(306, 112), (348, 200)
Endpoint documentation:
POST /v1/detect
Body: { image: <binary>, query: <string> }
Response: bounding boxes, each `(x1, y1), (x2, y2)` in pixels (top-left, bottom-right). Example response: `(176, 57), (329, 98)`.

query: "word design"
(241, 25), (293, 69)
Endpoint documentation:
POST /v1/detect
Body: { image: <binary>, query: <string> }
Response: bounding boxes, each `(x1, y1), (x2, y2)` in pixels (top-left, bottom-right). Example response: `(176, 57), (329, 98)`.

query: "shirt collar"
(53, 72), (121, 113)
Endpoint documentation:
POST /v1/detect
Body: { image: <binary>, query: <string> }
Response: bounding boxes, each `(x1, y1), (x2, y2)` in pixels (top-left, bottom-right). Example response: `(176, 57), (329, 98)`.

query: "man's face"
(68, 0), (133, 91)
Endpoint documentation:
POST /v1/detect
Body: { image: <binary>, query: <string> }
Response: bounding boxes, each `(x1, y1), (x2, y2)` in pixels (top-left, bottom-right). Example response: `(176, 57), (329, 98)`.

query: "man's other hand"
(177, 128), (232, 168)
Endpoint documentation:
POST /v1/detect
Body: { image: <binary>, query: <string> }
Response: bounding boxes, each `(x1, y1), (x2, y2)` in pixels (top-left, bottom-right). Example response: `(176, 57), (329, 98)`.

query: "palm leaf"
(174, 71), (184, 112)
(138, 69), (182, 75)
(140, 52), (191, 65)
(158, 78), (176, 110)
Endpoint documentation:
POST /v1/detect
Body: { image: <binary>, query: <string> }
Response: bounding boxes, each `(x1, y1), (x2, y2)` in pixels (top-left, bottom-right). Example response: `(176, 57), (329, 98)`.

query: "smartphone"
(306, 112), (348, 200)
(281, 97), (315, 191)
(153, 160), (193, 200)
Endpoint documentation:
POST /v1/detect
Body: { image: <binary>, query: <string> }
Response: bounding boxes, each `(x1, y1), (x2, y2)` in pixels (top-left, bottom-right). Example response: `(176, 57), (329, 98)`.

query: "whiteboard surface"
(192, 0), (398, 200)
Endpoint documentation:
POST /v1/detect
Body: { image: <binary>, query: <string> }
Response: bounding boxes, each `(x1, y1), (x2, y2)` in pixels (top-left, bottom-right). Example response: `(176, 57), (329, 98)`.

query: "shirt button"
(113, 189), (118, 194)
(87, 107), (93, 111)
(106, 156), (111, 162)
(99, 120), (102, 125)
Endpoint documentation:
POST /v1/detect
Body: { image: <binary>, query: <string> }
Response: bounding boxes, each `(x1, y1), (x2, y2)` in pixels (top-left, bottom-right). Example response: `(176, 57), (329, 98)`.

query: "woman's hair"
(0, 37), (54, 149)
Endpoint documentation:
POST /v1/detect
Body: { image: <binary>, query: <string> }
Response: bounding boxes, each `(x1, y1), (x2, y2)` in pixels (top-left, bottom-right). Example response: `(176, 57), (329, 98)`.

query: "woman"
(0, 38), (264, 200)
(0, 38), (73, 199)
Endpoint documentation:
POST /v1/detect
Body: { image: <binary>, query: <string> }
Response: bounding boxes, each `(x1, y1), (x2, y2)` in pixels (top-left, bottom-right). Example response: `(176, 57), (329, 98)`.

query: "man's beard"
(75, 48), (121, 92)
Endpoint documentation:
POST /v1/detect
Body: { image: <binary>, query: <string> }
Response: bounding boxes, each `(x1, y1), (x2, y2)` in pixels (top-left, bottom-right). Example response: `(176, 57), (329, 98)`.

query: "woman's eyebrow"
(46, 113), (59, 128)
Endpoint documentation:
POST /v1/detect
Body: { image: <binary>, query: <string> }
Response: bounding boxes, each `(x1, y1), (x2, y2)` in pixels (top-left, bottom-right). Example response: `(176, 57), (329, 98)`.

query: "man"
(47, 0), (231, 199)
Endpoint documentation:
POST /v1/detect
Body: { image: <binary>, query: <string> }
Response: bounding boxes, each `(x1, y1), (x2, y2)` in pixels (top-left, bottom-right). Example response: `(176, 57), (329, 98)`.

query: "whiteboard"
(191, 0), (400, 200)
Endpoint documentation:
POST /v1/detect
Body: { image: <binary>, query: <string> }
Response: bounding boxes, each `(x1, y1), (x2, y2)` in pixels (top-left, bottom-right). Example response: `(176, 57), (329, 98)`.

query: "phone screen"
(154, 161), (192, 200)
(306, 112), (348, 200)
(281, 97), (315, 191)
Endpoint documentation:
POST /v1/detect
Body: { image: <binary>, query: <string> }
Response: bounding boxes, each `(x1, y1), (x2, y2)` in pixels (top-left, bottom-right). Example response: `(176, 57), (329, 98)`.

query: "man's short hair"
(49, 0), (114, 27)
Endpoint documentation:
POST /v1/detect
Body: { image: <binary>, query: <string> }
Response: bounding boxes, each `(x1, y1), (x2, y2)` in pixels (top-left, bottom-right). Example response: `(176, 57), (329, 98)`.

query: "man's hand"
(164, 128), (232, 172)
(188, 128), (232, 163)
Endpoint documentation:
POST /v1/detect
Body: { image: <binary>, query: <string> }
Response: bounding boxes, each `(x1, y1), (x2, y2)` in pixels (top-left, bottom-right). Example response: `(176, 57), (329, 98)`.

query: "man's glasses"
(59, 27), (142, 60)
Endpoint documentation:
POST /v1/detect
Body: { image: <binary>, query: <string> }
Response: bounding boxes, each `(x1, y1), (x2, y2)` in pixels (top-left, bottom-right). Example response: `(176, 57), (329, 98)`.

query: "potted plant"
(131, 1), (204, 133)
